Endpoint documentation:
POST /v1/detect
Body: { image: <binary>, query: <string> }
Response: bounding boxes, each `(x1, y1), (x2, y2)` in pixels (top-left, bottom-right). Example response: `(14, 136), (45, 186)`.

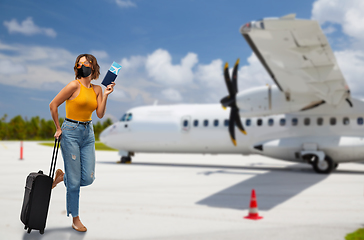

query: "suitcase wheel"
(27, 228), (31, 234)
(40, 229), (44, 235)
(24, 225), (28, 230)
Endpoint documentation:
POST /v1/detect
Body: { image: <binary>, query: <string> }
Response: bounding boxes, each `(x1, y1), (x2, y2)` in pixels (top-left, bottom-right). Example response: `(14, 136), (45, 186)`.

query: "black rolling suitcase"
(20, 138), (60, 234)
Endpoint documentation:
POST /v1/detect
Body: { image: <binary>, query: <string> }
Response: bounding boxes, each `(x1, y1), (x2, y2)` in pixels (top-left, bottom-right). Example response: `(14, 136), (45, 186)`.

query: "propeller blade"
(234, 108), (246, 135)
(224, 62), (234, 97)
(220, 96), (235, 108)
(222, 59), (246, 146)
(229, 108), (237, 146)
(232, 59), (239, 94)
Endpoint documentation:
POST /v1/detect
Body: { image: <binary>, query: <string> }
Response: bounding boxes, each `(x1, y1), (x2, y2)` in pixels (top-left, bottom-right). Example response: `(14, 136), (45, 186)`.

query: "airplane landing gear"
(119, 156), (132, 164)
(312, 155), (334, 174)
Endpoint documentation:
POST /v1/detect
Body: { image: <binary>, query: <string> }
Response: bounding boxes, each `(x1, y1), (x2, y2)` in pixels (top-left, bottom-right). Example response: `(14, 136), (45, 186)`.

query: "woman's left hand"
(104, 82), (115, 96)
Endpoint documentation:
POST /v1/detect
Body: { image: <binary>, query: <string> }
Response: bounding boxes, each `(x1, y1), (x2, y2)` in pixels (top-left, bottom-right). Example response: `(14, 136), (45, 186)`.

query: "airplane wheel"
(120, 156), (131, 164)
(312, 155), (334, 174)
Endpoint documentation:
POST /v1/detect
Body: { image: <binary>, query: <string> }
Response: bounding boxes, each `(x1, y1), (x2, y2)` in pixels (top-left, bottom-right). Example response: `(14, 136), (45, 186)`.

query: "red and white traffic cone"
(20, 141), (23, 160)
(244, 189), (263, 220)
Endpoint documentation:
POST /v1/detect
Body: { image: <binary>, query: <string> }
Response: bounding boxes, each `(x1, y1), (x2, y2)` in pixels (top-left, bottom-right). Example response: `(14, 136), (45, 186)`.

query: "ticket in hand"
(101, 62), (122, 87)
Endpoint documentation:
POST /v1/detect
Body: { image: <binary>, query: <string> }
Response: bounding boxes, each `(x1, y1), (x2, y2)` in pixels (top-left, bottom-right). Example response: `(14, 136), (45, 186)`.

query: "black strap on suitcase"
(20, 138), (61, 234)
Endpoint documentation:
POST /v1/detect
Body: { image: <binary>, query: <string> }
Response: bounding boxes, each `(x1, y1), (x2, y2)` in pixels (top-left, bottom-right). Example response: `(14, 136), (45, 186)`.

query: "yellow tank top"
(65, 80), (98, 122)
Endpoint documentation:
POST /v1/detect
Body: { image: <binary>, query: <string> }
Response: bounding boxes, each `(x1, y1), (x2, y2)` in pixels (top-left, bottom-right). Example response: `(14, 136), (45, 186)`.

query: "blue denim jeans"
(60, 120), (95, 217)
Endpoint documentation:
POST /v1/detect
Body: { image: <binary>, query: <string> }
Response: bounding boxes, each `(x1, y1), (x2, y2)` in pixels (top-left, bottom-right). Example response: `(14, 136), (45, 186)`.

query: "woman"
(49, 54), (115, 232)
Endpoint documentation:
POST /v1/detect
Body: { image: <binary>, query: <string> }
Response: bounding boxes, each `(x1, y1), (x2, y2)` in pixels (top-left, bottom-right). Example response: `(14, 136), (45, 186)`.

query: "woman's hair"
(74, 53), (100, 80)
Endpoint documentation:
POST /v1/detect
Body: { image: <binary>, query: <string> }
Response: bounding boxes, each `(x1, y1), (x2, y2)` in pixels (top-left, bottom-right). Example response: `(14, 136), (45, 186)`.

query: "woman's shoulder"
(92, 84), (102, 92)
(67, 80), (80, 88)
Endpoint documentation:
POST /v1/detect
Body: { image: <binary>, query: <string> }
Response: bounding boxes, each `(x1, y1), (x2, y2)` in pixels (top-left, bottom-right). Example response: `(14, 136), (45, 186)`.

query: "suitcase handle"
(49, 138), (61, 179)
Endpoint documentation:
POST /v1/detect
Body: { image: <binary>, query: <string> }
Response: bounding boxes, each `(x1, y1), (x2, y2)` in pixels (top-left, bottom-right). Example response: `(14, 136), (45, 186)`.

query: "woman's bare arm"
(94, 82), (115, 119)
(49, 81), (78, 138)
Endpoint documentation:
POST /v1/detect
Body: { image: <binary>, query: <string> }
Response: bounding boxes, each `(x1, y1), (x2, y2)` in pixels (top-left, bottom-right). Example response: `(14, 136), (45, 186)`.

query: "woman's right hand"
(54, 129), (62, 139)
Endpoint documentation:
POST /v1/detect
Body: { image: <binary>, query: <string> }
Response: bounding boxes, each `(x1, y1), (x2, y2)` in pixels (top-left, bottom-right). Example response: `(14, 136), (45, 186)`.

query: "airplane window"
(126, 113), (133, 121)
(292, 118), (298, 126)
(204, 120), (209, 127)
(268, 118), (274, 126)
(193, 120), (199, 127)
(224, 119), (229, 127)
(317, 118), (323, 126)
(183, 120), (189, 127)
(257, 119), (263, 126)
(125, 113), (133, 122)
(120, 113), (127, 122)
(280, 118), (286, 126)
(358, 117), (364, 125)
(304, 118), (310, 126)
(343, 117), (350, 125)
(246, 119), (251, 126)
(330, 117), (336, 125)
(214, 119), (219, 127)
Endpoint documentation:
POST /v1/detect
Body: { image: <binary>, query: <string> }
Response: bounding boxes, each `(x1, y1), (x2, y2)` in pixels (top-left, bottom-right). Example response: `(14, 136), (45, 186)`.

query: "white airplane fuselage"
(100, 97), (364, 164)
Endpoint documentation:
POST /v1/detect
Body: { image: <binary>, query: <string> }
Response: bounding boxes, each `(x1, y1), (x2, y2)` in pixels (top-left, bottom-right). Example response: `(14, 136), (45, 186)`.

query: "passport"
(101, 62), (122, 87)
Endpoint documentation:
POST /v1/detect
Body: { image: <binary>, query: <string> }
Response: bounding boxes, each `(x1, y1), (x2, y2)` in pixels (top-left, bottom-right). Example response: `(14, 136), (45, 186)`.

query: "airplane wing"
(240, 14), (350, 106)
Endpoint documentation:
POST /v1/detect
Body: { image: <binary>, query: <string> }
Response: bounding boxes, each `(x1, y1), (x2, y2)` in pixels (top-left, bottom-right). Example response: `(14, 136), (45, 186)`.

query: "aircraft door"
(181, 115), (191, 132)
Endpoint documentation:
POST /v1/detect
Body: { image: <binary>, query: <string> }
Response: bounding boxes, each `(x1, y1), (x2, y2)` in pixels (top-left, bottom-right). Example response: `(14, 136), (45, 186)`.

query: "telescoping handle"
(49, 137), (61, 179)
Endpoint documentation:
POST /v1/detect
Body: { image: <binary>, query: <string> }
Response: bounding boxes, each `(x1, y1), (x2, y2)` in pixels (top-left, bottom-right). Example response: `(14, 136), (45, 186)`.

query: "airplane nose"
(100, 125), (112, 144)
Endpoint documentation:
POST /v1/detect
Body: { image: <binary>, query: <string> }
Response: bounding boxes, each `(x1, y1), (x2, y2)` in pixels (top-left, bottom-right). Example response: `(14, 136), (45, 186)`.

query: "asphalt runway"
(1, 141), (364, 240)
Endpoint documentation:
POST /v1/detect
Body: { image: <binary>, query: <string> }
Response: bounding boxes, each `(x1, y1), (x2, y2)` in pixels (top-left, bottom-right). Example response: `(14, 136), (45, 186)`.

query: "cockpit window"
(121, 113), (133, 122)
(120, 113), (127, 121)
(126, 113), (133, 121)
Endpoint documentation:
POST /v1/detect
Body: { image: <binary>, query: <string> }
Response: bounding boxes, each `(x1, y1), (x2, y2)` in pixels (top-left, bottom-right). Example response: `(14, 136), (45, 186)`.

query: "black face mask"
(78, 65), (92, 78)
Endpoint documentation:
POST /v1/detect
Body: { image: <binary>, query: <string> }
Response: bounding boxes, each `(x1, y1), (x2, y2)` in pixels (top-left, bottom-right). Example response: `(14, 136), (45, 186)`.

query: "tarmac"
(1, 141), (364, 240)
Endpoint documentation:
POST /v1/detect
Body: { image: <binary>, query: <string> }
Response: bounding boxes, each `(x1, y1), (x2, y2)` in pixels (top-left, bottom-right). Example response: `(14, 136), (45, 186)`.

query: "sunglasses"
(75, 61), (92, 69)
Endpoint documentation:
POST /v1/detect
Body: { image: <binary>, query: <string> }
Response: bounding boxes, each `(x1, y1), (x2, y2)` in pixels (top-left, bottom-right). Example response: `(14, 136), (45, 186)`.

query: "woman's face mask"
(78, 65), (92, 78)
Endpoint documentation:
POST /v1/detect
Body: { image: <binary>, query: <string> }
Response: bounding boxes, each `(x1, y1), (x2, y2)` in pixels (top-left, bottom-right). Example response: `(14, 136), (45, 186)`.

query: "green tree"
(8, 115), (26, 140)
(26, 116), (41, 139)
(102, 118), (113, 129)
(0, 114), (9, 140)
(93, 121), (103, 140)
(40, 119), (56, 139)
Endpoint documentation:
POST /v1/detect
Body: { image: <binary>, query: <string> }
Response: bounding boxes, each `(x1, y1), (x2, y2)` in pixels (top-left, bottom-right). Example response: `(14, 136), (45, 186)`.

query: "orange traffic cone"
(244, 189), (263, 220)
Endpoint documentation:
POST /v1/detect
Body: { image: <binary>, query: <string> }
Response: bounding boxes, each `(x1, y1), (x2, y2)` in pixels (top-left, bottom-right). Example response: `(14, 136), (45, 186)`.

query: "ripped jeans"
(60, 119), (95, 217)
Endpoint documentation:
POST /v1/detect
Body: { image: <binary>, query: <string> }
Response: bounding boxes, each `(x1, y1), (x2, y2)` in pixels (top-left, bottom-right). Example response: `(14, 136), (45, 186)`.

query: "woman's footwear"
(52, 169), (64, 189)
(72, 223), (87, 232)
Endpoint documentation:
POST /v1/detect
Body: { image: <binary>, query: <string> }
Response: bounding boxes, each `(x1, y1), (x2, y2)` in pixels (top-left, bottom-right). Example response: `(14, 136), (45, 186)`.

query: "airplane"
(100, 14), (364, 174)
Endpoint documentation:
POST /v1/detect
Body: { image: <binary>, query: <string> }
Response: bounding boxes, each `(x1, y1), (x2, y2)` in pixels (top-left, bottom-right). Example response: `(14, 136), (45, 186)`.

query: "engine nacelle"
(236, 85), (322, 117)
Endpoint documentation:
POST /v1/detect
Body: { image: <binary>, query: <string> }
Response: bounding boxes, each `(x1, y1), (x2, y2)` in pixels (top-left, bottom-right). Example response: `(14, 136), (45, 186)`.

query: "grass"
(346, 228), (364, 240)
(38, 142), (117, 151)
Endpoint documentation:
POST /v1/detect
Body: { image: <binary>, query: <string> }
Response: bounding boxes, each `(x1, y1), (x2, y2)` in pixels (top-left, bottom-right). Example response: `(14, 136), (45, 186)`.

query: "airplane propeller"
(220, 59), (246, 146)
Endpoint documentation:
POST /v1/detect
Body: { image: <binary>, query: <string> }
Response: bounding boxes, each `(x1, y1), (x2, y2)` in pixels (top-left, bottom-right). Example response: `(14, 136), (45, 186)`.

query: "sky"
(1, 0), (364, 122)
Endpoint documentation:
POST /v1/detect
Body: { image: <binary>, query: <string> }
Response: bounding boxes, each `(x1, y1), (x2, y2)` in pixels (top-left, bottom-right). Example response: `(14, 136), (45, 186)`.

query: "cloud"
(311, 0), (364, 98)
(195, 59), (223, 88)
(115, 0), (136, 8)
(312, 0), (364, 40)
(90, 50), (109, 59)
(239, 53), (273, 88)
(0, 39), (276, 107)
(146, 49), (198, 85)
(322, 25), (336, 34)
(3, 17), (57, 38)
(0, 59), (27, 75)
(161, 88), (183, 102)
(120, 55), (146, 72)
(335, 50), (364, 96)
(0, 41), (75, 90)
